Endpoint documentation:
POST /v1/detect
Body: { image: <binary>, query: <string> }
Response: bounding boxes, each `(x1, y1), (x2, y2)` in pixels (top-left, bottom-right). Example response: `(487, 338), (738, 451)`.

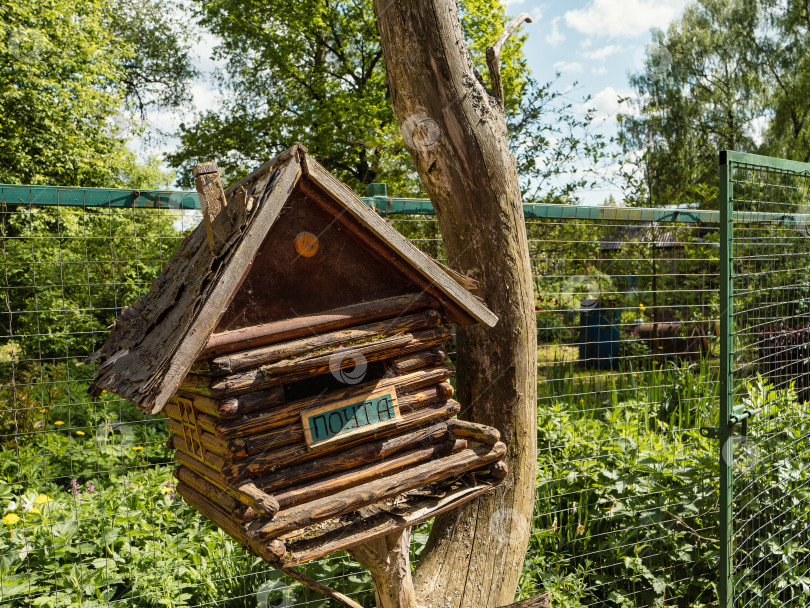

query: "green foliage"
(0, 0), (193, 188)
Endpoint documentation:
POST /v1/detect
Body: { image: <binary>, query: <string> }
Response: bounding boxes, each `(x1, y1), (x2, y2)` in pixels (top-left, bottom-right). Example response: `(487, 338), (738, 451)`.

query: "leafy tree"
(622, 0), (810, 207)
(0, 0), (195, 188)
(169, 0), (606, 201)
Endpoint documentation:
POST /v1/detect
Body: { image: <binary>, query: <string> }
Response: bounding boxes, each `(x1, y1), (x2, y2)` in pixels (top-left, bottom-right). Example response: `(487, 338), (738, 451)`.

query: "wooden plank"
(300, 158), (498, 327)
(248, 441), (507, 540)
(281, 482), (497, 566)
(174, 466), (241, 514)
(498, 594), (551, 608)
(221, 401), (461, 483)
(168, 435), (228, 471)
(391, 348), (447, 373)
(213, 366), (453, 438)
(251, 423), (450, 493)
(273, 439), (465, 509)
(197, 309), (441, 376)
(201, 293), (435, 358)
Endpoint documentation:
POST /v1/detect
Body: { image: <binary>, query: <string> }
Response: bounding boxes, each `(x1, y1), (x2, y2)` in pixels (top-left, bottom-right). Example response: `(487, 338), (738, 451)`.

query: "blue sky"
(141, 0), (692, 203)
(508, 0), (690, 203)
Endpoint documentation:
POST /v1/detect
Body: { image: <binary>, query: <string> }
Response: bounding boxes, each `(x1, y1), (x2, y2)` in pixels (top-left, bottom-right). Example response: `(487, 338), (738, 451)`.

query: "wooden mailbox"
(86, 144), (506, 567)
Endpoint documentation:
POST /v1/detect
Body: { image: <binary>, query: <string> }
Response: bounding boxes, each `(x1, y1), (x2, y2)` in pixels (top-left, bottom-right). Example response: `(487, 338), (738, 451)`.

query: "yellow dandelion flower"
(2, 513), (20, 526)
(131, 446), (143, 451)
(54, 421), (64, 426)
(75, 431), (85, 436)
(27, 507), (40, 515)
(35, 495), (50, 504)
(39, 409), (47, 413)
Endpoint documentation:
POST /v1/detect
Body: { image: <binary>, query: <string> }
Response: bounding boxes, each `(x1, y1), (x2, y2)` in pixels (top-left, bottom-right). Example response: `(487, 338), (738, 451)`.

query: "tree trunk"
(365, 2), (538, 607)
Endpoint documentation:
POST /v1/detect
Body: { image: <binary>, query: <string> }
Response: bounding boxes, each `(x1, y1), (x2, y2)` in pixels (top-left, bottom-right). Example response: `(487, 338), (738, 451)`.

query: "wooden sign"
(301, 389), (400, 449)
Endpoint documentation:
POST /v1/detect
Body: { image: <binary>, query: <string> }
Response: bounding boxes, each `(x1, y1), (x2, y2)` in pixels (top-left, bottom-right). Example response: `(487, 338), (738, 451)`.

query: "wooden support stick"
(447, 419), (501, 445)
(273, 439), (466, 510)
(213, 366), (454, 438)
(200, 310), (442, 376)
(193, 161), (230, 255)
(201, 328), (451, 398)
(277, 566), (364, 608)
(221, 401), (461, 483)
(248, 441), (507, 540)
(201, 293), (435, 358)
(251, 423), (450, 493)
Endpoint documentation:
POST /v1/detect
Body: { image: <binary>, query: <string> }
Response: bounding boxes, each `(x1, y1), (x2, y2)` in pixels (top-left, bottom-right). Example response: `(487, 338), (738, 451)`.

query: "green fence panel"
(719, 150), (810, 608)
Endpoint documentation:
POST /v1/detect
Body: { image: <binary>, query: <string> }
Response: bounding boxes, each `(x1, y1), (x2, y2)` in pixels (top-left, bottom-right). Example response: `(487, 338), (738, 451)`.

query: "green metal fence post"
(718, 150), (734, 608)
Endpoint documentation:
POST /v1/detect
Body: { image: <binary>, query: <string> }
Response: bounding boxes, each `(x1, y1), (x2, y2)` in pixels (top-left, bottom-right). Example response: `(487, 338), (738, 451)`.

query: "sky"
(138, 0), (692, 204)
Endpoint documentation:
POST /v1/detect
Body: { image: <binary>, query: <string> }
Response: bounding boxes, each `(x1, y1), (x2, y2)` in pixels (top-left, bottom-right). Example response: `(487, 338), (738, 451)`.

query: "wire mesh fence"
(721, 152), (810, 608)
(0, 160), (805, 608)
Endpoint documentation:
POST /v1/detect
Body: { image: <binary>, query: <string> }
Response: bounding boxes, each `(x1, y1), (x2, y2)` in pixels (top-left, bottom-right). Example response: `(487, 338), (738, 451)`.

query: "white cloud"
(591, 66), (608, 75)
(565, 0), (688, 38)
(502, 0), (525, 5)
(553, 61), (583, 73)
(583, 44), (627, 61)
(580, 86), (633, 121)
(546, 16), (565, 46)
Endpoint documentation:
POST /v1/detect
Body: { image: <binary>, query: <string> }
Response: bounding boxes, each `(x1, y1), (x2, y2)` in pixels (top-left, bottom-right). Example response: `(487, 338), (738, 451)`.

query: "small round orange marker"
(294, 231), (319, 257)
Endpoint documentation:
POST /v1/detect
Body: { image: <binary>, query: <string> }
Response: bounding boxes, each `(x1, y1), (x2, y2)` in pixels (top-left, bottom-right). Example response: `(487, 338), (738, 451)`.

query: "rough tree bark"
(359, 2), (538, 607)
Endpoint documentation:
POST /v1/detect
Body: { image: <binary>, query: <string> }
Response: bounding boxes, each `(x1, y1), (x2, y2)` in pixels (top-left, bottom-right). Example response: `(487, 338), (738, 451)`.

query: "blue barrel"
(578, 298), (620, 369)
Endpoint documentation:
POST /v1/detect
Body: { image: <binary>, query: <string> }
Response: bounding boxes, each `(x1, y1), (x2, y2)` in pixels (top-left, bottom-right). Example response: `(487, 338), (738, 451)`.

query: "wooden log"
(174, 466), (241, 514)
(235, 482), (280, 519)
(281, 482), (497, 566)
(214, 366), (454, 439)
(201, 293), (435, 358)
(252, 423), (450, 493)
(174, 385), (286, 417)
(224, 385), (451, 456)
(273, 438), (466, 510)
(201, 328), (452, 398)
(175, 481), (287, 563)
(173, 450), (279, 517)
(221, 401), (461, 483)
(248, 441), (507, 540)
(488, 460), (509, 480)
(168, 435), (228, 471)
(199, 310), (442, 376)
(392, 348), (447, 373)
(447, 419), (501, 445)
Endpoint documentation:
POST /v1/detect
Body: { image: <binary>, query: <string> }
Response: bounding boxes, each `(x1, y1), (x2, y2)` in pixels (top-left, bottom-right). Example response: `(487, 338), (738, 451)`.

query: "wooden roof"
(86, 144), (497, 414)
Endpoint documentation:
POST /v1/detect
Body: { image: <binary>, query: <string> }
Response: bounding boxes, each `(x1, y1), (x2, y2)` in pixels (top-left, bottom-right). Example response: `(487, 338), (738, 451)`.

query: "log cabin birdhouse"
(86, 144), (507, 568)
